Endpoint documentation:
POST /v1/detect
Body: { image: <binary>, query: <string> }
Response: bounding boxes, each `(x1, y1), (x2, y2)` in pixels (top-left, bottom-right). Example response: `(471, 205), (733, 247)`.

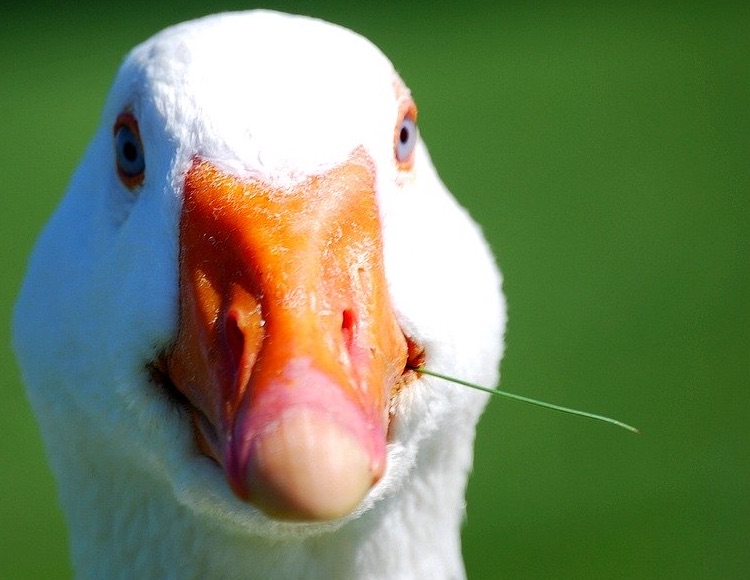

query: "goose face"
(14, 10), (504, 539)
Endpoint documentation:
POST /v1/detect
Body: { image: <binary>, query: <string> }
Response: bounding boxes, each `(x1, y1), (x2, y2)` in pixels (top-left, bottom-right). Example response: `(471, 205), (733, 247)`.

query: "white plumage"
(14, 10), (505, 579)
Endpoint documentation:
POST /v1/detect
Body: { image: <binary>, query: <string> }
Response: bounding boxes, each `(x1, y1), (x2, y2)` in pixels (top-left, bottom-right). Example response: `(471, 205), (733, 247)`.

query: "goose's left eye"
(114, 113), (145, 189)
(394, 109), (418, 168)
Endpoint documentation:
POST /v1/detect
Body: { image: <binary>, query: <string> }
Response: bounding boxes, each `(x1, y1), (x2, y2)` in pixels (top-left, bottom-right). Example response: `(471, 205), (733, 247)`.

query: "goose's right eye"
(394, 100), (418, 170)
(114, 112), (145, 189)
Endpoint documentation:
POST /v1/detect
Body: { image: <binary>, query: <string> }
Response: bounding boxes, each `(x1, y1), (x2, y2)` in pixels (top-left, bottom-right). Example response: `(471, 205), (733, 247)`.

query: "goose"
(13, 10), (505, 579)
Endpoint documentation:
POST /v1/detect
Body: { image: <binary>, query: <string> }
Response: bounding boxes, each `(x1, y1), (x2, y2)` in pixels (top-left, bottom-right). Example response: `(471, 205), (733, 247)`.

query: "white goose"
(14, 10), (505, 579)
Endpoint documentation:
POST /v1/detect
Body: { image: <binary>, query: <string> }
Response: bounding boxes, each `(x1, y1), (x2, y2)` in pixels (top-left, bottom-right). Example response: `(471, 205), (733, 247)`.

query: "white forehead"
(107, 11), (402, 177)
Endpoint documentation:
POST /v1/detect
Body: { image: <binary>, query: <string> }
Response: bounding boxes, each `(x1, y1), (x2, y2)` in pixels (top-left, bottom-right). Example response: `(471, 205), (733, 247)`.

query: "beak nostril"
(222, 305), (264, 410)
(225, 311), (246, 371)
(341, 309), (356, 352)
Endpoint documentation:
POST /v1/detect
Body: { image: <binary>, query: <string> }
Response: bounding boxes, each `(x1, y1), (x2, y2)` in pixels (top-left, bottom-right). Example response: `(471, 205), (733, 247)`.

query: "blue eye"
(395, 112), (417, 167)
(114, 113), (145, 188)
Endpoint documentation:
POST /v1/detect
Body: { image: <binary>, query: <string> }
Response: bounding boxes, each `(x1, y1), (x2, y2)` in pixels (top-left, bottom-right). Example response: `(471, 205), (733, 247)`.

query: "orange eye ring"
(113, 112), (145, 189)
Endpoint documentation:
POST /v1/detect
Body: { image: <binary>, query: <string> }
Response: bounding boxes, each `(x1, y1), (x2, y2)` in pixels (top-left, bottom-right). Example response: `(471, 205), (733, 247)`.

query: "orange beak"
(163, 147), (408, 521)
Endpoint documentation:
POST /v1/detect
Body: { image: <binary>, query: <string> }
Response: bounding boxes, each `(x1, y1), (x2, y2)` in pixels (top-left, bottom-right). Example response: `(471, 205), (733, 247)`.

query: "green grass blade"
(412, 366), (640, 434)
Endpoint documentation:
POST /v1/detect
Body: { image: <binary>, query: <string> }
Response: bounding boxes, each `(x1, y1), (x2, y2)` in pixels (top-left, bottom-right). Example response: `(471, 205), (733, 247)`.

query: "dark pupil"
(122, 140), (138, 163)
(399, 126), (409, 144)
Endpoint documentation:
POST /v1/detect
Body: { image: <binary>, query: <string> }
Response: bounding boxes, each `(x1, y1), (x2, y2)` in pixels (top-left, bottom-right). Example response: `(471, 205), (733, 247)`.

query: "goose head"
(14, 10), (505, 577)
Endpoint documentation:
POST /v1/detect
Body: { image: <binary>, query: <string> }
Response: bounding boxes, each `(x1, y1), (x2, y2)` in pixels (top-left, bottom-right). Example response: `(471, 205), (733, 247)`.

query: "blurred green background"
(2, 1), (748, 578)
